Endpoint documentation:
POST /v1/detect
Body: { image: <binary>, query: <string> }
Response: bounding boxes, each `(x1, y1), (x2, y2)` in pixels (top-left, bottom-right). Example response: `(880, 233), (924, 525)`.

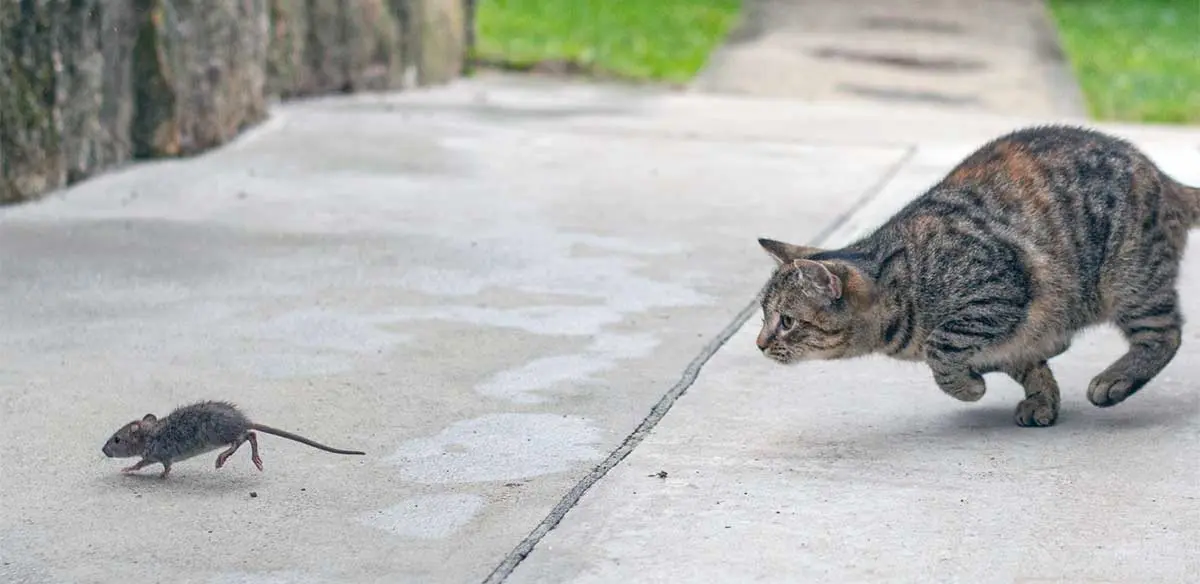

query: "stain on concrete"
(811, 47), (987, 73)
(237, 309), (412, 378)
(389, 413), (603, 483)
(387, 305), (623, 337)
(361, 493), (487, 539)
(475, 333), (661, 403)
(395, 237), (710, 311)
(210, 571), (337, 584)
(858, 16), (965, 34)
(836, 83), (981, 107)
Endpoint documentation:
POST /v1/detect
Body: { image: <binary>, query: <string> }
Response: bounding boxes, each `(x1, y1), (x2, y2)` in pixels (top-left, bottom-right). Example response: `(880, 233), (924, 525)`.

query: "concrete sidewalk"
(506, 120), (1200, 583)
(693, 0), (1087, 118)
(1, 76), (1199, 583)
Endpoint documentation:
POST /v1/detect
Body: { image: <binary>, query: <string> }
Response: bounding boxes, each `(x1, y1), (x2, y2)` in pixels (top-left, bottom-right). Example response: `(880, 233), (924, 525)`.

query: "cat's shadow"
(779, 392), (1199, 464)
(943, 394), (1199, 434)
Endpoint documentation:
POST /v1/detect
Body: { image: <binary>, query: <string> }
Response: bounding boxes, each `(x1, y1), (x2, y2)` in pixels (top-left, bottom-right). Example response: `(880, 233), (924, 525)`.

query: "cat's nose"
(755, 330), (772, 350)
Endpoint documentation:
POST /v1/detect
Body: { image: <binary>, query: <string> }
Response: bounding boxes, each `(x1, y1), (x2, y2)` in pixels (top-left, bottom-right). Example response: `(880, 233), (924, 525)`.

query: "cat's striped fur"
(755, 126), (1200, 427)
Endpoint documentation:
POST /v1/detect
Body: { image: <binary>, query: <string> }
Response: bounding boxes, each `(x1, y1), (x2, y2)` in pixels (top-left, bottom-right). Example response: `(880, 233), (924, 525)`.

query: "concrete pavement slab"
(0, 81), (908, 583)
(505, 134), (1200, 583)
(3, 76), (1198, 583)
(343, 73), (1198, 150)
(692, 0), (1086, 118)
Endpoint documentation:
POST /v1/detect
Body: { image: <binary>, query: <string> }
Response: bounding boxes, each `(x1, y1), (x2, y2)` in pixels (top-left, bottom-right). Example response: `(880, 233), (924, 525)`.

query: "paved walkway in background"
(1, 74), (1198, 583)
(692, 0), (1088, 118)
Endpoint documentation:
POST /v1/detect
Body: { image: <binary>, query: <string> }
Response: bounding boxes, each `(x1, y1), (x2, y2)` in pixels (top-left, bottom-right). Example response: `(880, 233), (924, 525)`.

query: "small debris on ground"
(649, 470), (668, 479)
(249, 491), (258, 498)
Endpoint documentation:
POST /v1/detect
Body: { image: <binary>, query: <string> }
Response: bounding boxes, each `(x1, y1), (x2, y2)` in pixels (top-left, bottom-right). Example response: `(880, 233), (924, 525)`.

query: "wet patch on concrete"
(361, 493), (487, 539)
(836, 83), (981, 107)
(386, 305), (623, 337)
(811, 47), (987, 73)
(858, 16), (965, 35)
(475, 333), (661, 403)
(210, 571), (337, 584)
(394, 236), (709, 311)
(388, 413), (603, 483)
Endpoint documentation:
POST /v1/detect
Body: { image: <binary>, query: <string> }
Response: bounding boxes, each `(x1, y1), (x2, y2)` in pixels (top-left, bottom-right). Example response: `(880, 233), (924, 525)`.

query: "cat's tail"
(1171, 180), (1200, 227)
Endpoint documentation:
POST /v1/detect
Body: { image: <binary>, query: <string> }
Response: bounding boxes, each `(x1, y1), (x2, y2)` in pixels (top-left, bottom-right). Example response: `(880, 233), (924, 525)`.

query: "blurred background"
(471, 0), (1196, 123)
(2, 0), (1197, 205)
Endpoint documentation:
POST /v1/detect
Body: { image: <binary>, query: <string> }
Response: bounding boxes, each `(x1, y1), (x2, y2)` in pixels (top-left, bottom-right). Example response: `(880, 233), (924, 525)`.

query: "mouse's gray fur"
(102, 400), (365, 479)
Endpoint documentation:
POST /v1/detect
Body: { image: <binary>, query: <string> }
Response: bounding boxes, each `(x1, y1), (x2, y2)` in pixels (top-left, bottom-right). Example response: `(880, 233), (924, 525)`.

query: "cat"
(754, 125), (1200, 427)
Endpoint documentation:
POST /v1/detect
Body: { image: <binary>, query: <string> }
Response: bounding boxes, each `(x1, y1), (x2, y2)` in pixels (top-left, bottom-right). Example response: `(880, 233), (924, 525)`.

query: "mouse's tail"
(249, 424), (366, 455)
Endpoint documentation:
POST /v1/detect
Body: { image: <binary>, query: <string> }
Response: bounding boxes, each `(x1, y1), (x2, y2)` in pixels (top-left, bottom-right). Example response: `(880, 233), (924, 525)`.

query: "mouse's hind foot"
(121, 458), (153, 474)
(216, 436), (247, 469)
(248, 431), (264, 471)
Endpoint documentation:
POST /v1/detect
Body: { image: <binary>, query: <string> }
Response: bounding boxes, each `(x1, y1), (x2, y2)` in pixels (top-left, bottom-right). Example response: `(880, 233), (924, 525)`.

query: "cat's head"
(754, 238), (871, 364)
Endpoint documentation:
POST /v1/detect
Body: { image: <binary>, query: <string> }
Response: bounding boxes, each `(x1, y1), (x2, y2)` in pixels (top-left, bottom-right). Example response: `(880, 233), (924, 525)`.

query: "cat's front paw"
(937, 372), (986, 402)
(1014, 393), (1058, 427)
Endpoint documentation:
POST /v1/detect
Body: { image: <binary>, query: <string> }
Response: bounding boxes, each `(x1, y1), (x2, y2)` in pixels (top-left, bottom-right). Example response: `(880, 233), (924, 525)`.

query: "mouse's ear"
(142, 413), (157, 423)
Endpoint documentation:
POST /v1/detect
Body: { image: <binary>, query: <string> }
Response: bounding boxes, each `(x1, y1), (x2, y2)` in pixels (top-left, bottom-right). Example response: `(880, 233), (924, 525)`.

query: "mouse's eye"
(112, 437), (120, 444)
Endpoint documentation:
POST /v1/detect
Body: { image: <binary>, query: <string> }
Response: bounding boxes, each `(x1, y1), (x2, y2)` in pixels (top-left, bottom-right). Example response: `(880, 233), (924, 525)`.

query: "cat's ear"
(792, 259), (842, 300)
(758, 238), (822, 265)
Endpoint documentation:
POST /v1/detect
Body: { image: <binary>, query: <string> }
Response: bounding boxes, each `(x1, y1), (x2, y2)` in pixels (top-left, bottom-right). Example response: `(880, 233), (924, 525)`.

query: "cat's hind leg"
(1089, 289), (1182, 407)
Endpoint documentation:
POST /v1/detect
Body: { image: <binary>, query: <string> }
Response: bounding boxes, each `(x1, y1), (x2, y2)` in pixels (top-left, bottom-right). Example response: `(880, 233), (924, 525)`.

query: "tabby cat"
(755, 125), (1200, 427)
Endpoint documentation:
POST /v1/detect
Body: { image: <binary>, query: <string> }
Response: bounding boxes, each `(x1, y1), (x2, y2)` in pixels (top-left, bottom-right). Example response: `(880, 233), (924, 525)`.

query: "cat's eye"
(779, 315), (795, 330)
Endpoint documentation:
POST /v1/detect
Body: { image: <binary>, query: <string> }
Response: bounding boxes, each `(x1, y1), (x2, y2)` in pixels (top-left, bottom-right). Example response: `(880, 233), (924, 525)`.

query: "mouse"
(101, 400), (365, 479)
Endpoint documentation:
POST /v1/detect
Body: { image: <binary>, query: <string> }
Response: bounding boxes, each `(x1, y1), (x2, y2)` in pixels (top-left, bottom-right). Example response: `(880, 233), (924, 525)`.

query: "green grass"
(473, 0), (742, 83)
(1047, 0), (1199, 125)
